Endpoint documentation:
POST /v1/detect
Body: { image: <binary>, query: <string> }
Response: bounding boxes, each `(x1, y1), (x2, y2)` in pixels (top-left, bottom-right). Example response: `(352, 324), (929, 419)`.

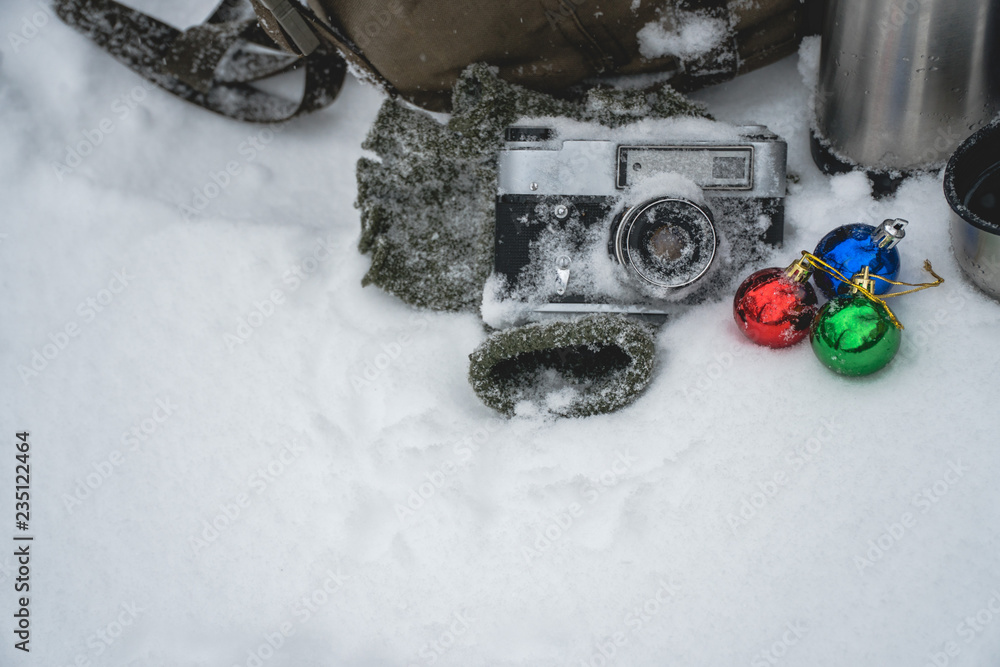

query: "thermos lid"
(945, 119), (1000, 236)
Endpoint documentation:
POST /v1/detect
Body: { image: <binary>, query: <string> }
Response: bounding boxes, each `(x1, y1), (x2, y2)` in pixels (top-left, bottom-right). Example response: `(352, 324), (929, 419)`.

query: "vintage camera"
(491, 122), (787, 321)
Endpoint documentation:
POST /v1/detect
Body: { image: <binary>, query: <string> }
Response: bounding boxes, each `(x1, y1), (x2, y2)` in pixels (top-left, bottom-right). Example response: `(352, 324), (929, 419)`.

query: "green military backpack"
(56, 0), (822, 121)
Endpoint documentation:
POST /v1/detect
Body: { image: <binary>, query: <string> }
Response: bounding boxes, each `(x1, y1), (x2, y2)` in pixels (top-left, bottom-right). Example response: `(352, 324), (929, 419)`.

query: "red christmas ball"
(733, 265), (819, 348)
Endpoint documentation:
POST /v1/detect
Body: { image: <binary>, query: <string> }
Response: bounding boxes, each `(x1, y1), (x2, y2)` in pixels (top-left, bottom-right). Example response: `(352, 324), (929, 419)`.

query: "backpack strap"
(249, 0), (320, 55)
(55, 0), (347, 123)
(249, 0), (398, 97)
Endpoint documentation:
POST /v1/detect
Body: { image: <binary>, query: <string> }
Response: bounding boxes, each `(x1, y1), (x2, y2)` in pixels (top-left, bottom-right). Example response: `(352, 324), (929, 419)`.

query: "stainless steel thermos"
(814, 0), (1000, 175)
(945, 120), (1000, 301)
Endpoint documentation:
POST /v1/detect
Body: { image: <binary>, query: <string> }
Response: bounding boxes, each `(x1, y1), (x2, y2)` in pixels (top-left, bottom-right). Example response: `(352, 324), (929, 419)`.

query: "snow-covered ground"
(3, 2), (1000, 666)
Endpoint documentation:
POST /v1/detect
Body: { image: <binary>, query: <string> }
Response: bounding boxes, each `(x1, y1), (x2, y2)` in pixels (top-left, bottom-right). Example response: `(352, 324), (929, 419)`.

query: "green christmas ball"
(810, 294), (902, 376)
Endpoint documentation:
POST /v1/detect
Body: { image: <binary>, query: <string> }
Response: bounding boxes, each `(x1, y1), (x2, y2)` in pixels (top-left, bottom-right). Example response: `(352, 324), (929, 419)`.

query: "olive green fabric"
(356, 63), (708, 312)
(356, 65), (701, 417)
(468, 315), (658, 417)
(314, 0), (814, 111)
(58, 0), (822, 123)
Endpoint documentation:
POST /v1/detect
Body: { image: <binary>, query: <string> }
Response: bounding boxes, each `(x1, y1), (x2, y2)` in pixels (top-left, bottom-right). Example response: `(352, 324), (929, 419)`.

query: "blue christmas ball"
(813, 223), (901, 298)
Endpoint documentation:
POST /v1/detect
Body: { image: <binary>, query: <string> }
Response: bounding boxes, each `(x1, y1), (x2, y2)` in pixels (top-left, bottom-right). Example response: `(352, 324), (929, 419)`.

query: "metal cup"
(945, 119), (1000, 301)
(814, 0), (1000, 179)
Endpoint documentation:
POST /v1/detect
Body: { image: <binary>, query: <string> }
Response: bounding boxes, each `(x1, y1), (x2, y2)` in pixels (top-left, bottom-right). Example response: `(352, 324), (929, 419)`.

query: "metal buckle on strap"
(257, 0), (320, 55)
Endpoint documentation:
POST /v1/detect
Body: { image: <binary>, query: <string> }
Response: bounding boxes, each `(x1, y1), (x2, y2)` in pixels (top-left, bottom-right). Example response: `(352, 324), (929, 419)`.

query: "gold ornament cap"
(850, 267), (876, 293)
(784, 257), (813, 283)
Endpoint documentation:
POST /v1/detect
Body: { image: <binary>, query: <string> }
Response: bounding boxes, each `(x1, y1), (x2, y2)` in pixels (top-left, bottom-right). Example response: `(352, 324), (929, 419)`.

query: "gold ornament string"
(799, 251), (945, 331)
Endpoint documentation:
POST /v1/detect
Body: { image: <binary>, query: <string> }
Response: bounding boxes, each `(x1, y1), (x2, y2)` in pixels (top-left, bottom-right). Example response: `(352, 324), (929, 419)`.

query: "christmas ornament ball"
(734, 267), (819, 348)
(810, 295), (901, 376)
(813, 222), (903, 298)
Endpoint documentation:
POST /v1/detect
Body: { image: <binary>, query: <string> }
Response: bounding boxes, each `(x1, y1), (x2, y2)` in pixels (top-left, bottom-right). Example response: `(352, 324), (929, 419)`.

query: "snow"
(637, 9), (729, 61)
(3, 1), (1000, 666)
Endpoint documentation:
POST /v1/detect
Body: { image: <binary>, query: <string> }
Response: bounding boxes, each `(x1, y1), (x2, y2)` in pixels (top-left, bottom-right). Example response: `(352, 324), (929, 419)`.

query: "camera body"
(490, 120), (787, 323)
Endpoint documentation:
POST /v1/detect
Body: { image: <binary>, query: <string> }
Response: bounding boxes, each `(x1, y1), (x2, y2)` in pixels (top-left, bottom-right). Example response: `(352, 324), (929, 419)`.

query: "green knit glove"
(355, 63), (707, 312)
(468, 315), (658, 418)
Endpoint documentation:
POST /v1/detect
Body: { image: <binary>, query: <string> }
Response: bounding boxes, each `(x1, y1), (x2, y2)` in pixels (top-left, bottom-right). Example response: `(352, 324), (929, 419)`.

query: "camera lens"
(615, 198), (717, 289)
(648, 226), (687, 262)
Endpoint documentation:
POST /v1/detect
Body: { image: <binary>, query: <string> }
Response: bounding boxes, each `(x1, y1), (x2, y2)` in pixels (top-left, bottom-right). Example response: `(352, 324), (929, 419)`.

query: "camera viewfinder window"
(617, 146), (754, 190)
(713, 156), (747, 181)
